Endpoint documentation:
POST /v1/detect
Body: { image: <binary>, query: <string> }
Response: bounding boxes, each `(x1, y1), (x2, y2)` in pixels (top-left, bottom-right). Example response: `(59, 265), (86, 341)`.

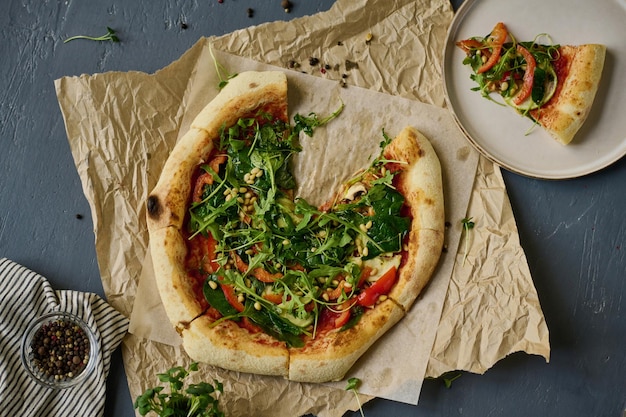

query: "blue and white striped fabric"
(0, 258), (128, 417)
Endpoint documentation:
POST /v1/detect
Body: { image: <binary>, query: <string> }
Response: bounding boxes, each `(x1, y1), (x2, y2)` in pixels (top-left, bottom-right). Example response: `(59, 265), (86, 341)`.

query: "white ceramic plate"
(443, 0), (626, 179)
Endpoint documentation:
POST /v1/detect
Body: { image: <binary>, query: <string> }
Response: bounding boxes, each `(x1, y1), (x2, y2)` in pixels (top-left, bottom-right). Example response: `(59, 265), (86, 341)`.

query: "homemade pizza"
(146, 70), (444, 383)
(456, 22), (606, 145)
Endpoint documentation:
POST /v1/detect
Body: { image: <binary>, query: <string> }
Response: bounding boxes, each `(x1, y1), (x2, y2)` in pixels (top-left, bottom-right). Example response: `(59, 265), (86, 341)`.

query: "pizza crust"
(183, 315), (290, 378)
(383, 127), (445, 310)
(288, 299), (405, 382)
(150, 227), (206, 329)
(531, 44), (606, 145)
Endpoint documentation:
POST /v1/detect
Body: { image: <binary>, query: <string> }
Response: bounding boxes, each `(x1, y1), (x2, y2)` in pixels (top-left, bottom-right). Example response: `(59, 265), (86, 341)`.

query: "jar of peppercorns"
(20, 311), (97, 389)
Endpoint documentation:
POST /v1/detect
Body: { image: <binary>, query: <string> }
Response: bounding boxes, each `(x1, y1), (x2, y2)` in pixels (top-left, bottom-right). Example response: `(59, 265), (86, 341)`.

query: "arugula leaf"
(461, 217), (475, 266)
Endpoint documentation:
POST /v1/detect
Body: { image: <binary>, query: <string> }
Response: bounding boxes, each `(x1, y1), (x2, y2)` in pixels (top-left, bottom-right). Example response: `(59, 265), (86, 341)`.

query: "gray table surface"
(1, 0), (624, 416)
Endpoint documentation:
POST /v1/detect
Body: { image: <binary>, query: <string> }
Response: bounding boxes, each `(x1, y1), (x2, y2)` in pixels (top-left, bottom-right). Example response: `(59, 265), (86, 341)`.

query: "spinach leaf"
(203, 278), (240, 318)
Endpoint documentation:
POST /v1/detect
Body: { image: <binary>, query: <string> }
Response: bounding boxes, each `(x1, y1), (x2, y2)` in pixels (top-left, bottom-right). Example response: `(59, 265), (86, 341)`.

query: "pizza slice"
(456, 22), (606, 145)
(146, 70), (444, 383)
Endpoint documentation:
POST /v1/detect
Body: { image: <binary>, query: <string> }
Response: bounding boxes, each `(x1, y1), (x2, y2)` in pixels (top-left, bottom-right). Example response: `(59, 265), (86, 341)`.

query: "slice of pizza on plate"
(456, 22), (606, 145)
(146, 70), (445, 383)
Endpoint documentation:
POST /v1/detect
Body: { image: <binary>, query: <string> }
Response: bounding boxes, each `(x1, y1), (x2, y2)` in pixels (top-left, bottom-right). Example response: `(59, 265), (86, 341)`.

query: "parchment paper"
(54, 0), (550, 415)
(126, 46), (478, 405)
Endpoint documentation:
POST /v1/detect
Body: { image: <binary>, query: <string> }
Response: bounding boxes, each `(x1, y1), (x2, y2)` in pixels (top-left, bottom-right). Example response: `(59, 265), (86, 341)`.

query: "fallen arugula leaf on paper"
(461, 217), (475, 266)
(134, 362), (224, 417)
(64, 27), (120, 44)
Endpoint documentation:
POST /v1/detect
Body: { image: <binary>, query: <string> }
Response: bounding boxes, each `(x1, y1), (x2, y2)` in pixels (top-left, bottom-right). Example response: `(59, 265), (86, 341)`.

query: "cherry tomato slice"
(477, 22), (508, 74)
(512, 44), (537, 105)
(356, 266), (397, 307)
(220, 282), (245, 312)
(456, 39), (484, 54)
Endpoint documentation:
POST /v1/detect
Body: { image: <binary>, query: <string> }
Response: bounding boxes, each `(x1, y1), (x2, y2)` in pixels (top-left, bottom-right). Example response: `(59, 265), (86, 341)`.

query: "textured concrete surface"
(1, 0), (624, 416)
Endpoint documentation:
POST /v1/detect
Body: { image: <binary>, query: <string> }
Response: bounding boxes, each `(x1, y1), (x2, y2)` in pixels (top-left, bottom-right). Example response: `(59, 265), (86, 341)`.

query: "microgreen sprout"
(209, 46), (238, 89)
(63, 27), (119, 44)
(441, 371), (462, 388)
(461, 217), (475, 266)
(134, 363), (224, 417)
(346, 377), (365, 417)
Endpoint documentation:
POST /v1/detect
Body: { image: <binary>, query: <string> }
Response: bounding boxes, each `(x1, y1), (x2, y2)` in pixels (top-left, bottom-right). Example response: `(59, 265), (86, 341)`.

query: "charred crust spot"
(249, 82), (259, 89)
(147, 195), (162, 218)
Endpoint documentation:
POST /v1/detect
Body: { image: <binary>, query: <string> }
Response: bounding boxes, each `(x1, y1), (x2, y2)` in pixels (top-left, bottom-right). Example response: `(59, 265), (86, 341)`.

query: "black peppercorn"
(281, 0), (293, 12)
(29, 318), (90, 382)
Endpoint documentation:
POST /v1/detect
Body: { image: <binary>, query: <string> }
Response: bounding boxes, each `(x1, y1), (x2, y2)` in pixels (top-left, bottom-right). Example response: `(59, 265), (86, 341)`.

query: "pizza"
(146, 70), (444, 383)
(456, 22), (606, 145)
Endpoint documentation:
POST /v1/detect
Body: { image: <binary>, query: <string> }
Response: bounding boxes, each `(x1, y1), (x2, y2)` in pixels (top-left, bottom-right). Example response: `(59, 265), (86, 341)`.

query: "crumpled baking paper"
(54, 0), (550, 415)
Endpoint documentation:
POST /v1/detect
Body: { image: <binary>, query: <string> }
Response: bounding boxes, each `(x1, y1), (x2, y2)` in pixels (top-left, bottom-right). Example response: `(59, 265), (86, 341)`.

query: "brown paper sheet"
(54, 0), (550, 415)
(126, 46), (478, 405)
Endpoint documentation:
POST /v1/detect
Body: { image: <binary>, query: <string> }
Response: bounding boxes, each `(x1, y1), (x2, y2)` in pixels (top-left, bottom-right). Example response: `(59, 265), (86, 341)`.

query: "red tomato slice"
(477, 22), (508, 74)
(512, 44), (536, 105)
(220, 282), (245, 312)
(204, 233), (220, 273)
(356, 266), (398, 307)
(456, 38), (484, 54)
(334, 302), (352, 328)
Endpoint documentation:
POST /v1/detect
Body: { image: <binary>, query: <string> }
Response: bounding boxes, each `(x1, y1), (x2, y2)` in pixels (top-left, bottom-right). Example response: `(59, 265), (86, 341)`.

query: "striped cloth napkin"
(0, 258), (128, 416)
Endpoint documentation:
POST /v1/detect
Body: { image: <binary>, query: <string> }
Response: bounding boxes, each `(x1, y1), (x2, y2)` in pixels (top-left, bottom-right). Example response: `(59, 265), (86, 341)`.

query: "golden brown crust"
(384, 127), (444, 310)
(288, 299), (405, 382)
(183, 315), (290, 378)
(150, 227), (206, 330)
(533, 44), (606, 144)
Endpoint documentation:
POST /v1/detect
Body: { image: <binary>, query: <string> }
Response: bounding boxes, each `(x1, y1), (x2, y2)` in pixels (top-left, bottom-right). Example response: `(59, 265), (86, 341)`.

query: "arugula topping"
(460, 33), (560, 117)
(63, 27), (119, 44)
(187, 106), (411, 345)
(134, 363), (224, 417)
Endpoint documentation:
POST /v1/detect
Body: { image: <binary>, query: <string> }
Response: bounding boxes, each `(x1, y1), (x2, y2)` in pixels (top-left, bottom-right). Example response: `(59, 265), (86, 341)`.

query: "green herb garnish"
(441, 371), (462, 388)
(346, 377), (365, 417)
(209, 46), (238, 89)
(134, 363), (224, 417)
(63, 27), (119, 44)
(461, 217), (475, 266)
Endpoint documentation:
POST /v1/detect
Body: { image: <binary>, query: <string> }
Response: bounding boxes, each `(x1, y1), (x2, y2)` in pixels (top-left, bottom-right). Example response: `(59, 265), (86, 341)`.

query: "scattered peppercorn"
(29, 318), (90, 382)
(281, 0), (293, 12)
(247, 8), (254, 18)
(75, 214), (83, 220)
(345, 60), (359, 71)
(180, 22), (188, 30)
(309, 57), (319, 66)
